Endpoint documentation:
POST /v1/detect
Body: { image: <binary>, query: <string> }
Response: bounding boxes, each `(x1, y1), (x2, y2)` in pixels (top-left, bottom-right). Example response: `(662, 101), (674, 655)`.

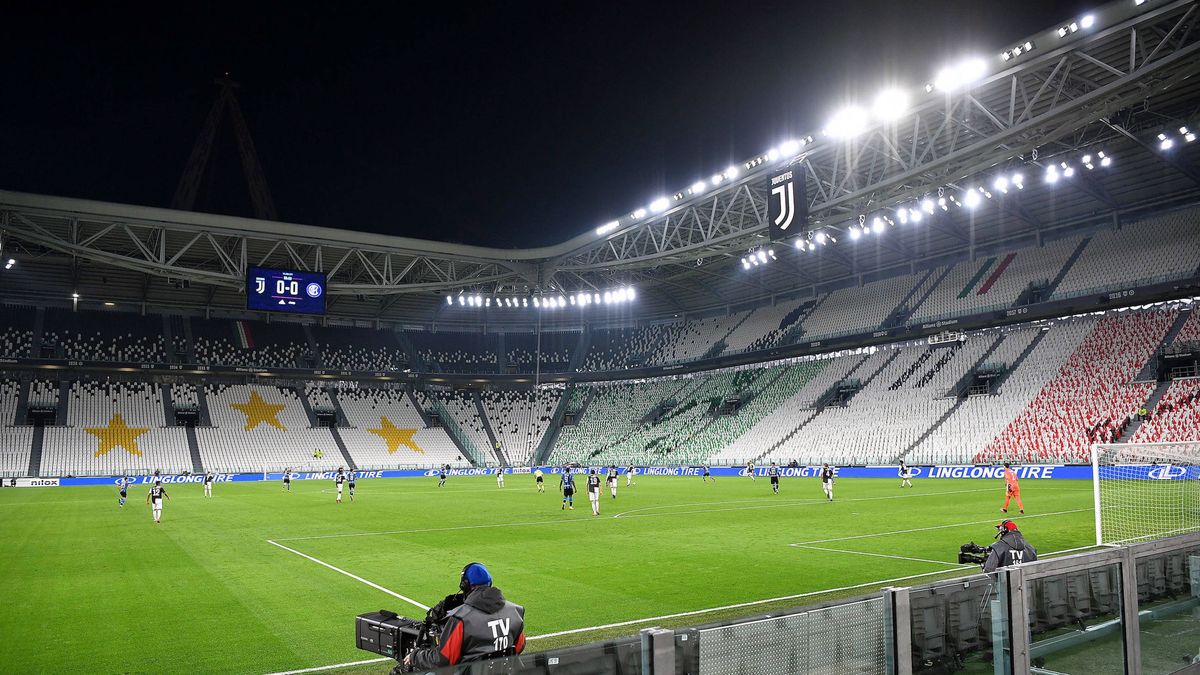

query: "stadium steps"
(55, 379), (70, 425)
(992, 328), (1049, 393)
(195, 385), (212, 426)
(161, 315), (176, 364)
(405, 389), (435, 428)
(473, 392), (504, 465)
(569, 331), (590, 371)
(779, 293), (830, 345)
(903, 265), (956, 324)
(326, 389), (352, 427)
(160, 383), (176, 424)
(327, 426), (359, 471)
(810, 352), (874, 408)
(897, 335), (1008, 462)
(947, 333), (1008, 397)
(29, 307), (45, 357)
(184, 425), (204, 473)
(882, 267), (937, 328)
(394, 332), (420, 370)
(13, 379), (30, 425)
(1133, 310), (1191, 382)
(27, 425), (44, 477)
(1119, 379), (1173, 442)
(425, 395), (486, 466)
(302, 325), (322, 367)
(292, 386), (321, 427)
(1044, 236), (1092, 298)
(180, 316), (198, 364)
(860, 350), (903, 389)
(534, 385), (576, 464)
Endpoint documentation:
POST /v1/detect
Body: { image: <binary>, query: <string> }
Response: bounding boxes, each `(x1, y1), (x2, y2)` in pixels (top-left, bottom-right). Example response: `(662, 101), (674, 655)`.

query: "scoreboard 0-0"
(247, 267), (327, 315)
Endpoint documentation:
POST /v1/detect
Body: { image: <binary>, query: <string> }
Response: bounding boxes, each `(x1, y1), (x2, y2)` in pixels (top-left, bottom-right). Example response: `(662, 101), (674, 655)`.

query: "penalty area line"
(790, 545), (970, 567)
(263, 657), (392, 675)
(266, 539), (429, 612)
(788, 508), (1090, 546)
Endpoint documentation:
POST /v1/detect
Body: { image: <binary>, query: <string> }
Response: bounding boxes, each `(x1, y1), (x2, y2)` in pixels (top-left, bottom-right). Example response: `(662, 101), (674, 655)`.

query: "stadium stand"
(420, 390), (499, 463)
(503, 330), (579, 373)
(1171, 309), (1200, 347)
(1052, 209), (1200, 299)
(721, 299), (809, 354)
(579, 324), (677, 371)
(410, 331), (498, 373)
(192, 317), (314, 369)
(28, 379), (60, 407)
(910, 238), (1078, 322)
(797, 275), (920, 341)
(481, 389), (559, 465)
(312, 324), (406, 372)
(42, 308), (166, 363)
(0, 379), (19, 427)
(334, 387), (467, 467)
(1130, 378), (1200, 443)
(0, 304), (35, 358)
(196, 384), (341, 472)
(40, 379), (193, 476)
(978, 309), (1176, 462)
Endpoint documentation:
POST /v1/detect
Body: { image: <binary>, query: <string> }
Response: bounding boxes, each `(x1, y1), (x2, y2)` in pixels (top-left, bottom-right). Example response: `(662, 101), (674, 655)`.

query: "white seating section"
(29, 380), (60, 406)
(305, 385), (334, 409)
(197, 384), (341, 472)
(171, 383), (199, 407)
(336, 388), (466, 468)
(0, 380), (19, 427)
(481, 390), (559, 465)
(1054, 210), (1200, 299)
(722, 300), (807, 354)
(40, 379), (192, 477)
(798, 276), (919, 341)
(0, 426), (33, 477)
(423, 391), (498, 463)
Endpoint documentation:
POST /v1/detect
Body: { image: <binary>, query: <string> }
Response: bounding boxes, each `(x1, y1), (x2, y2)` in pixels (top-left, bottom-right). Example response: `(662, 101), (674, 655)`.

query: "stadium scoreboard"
(247, 266), (326, 315)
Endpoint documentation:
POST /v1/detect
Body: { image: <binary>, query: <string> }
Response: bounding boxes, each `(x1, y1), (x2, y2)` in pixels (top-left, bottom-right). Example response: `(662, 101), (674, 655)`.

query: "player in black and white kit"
(899, 461), (913, 488)
(701, 465), (714, 483)
(347, 470), (356, 501)
(768, 462), (781, 494)
(606, 465), (618, 499)
(118, 475), (130, 507)
(626, 465), (636, 487)
(586, 469), (602, 516)
(746, 462), (756, 480)
(334, 467), (346, 504)
(438, 465), (447, 488)
(145, 481), (170, 523)
(820, 464), (835, 501)
(203, 471), (214, 498)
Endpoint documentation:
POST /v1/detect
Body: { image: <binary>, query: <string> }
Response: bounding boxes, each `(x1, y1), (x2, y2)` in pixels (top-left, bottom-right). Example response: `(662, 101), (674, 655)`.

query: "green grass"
(0, 475), (1097, 674)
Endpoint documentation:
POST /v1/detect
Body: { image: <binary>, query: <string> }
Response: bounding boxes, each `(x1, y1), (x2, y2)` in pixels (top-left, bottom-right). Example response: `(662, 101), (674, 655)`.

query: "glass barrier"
(1027, 562), (1125, 674)
(432, 635), (644, 674)
(1135, 543), (1200, 674)
(909, 574), (999, 674)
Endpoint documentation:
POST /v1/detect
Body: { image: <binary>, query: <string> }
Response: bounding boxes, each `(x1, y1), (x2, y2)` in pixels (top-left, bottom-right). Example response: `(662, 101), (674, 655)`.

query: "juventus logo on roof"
(768, 165), (807, 242)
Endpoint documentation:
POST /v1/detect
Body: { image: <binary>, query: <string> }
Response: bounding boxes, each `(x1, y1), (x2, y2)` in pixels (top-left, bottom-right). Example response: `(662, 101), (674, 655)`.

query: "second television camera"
(356, 593), (464, 672)
(958, 542), (992, 565)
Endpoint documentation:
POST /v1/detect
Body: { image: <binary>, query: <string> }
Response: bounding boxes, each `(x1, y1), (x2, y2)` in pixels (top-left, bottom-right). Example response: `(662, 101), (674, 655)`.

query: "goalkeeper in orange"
(1001, 462), (1024, 514)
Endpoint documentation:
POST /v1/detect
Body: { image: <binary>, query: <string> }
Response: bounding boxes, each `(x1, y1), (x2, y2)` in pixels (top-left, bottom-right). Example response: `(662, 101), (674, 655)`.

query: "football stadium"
(3, 1), (1200, 673)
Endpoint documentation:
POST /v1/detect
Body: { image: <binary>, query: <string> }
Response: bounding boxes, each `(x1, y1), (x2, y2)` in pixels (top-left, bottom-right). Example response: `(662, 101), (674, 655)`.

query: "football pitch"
(0, 474), (1097, 674)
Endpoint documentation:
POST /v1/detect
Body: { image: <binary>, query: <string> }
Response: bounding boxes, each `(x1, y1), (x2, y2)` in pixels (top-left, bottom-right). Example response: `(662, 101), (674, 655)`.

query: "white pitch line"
(263, 657), (391, 675)
(611, 486), (1001, 518)
(266, 539), (430, 612)
(791, 544), (971, 567)
(788, 508), (1090, 546)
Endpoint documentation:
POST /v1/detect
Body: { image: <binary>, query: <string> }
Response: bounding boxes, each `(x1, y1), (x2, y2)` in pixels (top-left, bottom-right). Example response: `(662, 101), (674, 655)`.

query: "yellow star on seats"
(230, 390), (287, 431)
(368, 416), (423, 454)
(85, 413), (149, 458)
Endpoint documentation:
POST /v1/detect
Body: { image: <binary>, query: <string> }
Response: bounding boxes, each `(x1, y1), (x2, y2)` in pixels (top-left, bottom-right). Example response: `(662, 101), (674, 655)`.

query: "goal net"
(1092, 442), (1200, 546)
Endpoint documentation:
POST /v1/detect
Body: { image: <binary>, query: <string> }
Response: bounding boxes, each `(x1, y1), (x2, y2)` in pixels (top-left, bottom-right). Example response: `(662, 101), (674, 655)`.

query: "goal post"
(1091, 442), (1200, 546)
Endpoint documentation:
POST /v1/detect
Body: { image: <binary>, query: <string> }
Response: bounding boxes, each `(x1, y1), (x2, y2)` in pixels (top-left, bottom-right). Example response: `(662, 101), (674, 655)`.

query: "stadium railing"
(430, 531), (1200, 674)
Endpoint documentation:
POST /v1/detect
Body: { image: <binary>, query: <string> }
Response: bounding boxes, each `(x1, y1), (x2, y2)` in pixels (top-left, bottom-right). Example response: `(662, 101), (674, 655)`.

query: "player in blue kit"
(560, 469), (576, 511)
(347, 470), (357, 501)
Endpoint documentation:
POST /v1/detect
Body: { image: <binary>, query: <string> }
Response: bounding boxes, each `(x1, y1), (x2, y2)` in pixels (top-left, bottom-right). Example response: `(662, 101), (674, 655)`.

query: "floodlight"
(1012, 173), (1024, 188)
(1181, 126), (1191, 135)
(849, 226), (861, 240)
(570, 296), (576, 305)
(603, 291), (612, 304)
(910, 209), (923, 223)
(649, 197), (670, 213)
(1069, 22), (1079, 32)
(897, 209), (908, 224)
(872, 89), (909, 120)
(72, 292), (79, 299)
(446, 295), (453, 305)
(815, 231), (827, 244)
(1100, 156), (1112, 167)
(767, 148), (779, 161)
(458, 295), (465, 306)
(1159, 132), (1168, 140)
(633, 208), (647, 219)
(779, 139), (801, 155)
(921, 198), (935, 214)
(1161, 138), (1174, 150)
(596, 221), (620, 235)
(1024, 41), (1034, 51)
(1063, 166), (1075, 177)
(934, 57), (986, 91)
(628, 287), (636, 300)
(993, 176), (1009, 192)
(533, 297), (540, 307)
(1045, 166), (1059, 184)
(1080, 14), (1095, 28)
(963, 190), (981, 209)
(558, 296), (566, 307)
(485, 297), (491, 307)
(825, 106), (869, 138)
(755, 250), (767, 263)
(724, 165), (740, 180)
(938, 196), (948, 210)
(742, 258), (751, 269)
(1187, 133), (1197, 143)
(871, 217), (886, 234)
(1001, 51), (1012, 62)
(711, 173), (724, 185)
(691, 181), (706, 194)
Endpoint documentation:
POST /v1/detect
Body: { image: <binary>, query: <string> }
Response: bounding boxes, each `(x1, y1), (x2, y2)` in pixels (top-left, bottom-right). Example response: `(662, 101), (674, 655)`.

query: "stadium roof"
(3, 0), (1200, 327)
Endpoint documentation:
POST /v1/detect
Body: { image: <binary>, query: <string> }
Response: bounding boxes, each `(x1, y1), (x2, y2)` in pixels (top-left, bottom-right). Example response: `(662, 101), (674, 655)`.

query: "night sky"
(2, 0), (1088, 249)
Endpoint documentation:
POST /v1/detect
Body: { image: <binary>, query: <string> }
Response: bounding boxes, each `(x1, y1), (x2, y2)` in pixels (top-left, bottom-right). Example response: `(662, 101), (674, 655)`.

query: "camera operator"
(403, 562), (525, 671)
(983, 520), (1038, 573)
